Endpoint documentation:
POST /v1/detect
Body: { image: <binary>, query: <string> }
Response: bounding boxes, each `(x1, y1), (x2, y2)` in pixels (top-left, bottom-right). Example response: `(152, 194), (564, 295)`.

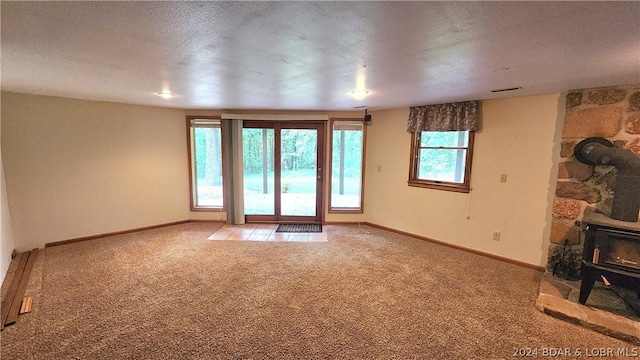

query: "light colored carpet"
(1, 223), (632, 359)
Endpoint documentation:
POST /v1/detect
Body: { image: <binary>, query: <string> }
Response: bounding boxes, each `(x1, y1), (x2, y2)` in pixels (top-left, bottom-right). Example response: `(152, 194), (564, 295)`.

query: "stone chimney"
(547, 84), (640, 275)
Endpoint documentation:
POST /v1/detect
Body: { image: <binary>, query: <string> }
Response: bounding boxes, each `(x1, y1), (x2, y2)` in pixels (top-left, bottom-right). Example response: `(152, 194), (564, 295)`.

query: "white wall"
(1, 92), (190, 250)
(365, 94), (561, 267)
(1, 93), (16, 284)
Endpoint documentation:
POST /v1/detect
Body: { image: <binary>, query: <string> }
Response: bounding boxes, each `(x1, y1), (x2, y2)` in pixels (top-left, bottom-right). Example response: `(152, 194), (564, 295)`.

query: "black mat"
(276, 223), (322, 233)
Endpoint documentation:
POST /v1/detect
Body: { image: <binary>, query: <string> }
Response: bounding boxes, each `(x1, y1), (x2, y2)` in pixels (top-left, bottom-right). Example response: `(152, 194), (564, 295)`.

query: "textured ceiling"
(1, 1), (639, 110)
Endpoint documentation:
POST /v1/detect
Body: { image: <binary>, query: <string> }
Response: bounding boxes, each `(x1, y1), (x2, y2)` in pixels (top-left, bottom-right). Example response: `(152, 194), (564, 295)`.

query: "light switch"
(500, 174), (507, 183)
(377, 165), (382, 172)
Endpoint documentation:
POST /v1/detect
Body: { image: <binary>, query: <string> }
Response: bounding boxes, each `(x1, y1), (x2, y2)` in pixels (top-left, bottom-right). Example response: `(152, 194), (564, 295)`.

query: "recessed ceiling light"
(157, 91), (174, 99)
(350, 89), (370, 99)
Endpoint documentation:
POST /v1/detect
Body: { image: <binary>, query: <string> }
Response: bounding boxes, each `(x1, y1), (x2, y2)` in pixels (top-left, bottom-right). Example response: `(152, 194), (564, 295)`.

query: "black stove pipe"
(574, 137), (640, 222)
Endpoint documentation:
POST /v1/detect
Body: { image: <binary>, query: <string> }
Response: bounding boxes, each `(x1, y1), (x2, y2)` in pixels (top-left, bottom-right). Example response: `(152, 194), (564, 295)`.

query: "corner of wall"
(539, 93), (567, 267)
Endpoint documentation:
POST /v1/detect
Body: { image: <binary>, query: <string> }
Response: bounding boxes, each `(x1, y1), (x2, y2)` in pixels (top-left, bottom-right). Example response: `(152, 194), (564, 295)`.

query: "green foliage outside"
(241, 127), (364, 196)
(193, 127), (223, 206)
(243, 128), (318, 194)
(331, 129), (363, 196)
(420, 131), (467, 147)
(195, 126), (364, 202)
(418, 131), (467, 183)
(194, 127), (222, 186)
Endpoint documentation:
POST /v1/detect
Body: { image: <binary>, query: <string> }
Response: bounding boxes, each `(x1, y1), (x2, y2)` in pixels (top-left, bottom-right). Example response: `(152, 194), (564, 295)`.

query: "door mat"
(276, 224), (322, 233)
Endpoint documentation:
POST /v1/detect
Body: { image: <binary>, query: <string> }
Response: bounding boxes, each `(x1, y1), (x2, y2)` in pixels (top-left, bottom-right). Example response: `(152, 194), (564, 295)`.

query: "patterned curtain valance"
(407, 100), (479, 132)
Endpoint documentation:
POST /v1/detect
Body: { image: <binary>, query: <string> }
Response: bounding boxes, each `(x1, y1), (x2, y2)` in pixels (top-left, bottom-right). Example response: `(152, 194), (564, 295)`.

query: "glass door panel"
(243, 128), (275, 215)
(242, 121), (323, 223)
(280, 129), (317, 217)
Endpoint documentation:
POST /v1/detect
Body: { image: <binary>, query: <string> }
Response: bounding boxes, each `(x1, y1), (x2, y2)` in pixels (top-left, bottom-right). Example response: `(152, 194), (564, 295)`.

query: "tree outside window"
(408, 131), (474, 193)
(188, 117), (224, 210)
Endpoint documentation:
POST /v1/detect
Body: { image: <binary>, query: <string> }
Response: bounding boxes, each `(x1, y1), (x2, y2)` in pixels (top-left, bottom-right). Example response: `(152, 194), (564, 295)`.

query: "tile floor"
(207, 223), (328, 242)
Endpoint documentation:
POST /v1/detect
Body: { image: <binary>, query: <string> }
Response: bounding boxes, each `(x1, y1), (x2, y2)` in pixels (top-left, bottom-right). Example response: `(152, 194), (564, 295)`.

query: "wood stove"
(579, 210), (640, 304)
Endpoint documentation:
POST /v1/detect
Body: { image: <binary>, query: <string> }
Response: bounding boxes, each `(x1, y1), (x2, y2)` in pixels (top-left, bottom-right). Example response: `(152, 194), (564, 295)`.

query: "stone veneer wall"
(547, 84), (640, 278)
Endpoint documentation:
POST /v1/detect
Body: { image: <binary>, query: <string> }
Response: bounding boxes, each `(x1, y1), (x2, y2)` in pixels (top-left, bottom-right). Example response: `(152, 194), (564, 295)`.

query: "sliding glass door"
(243, 121), (324, 223)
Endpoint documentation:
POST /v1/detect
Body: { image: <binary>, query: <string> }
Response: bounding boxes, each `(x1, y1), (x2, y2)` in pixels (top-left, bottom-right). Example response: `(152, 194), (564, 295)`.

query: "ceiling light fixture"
(350, 89), (370, 99)
(349, 63), (370, 99)
(157, 91), (174, 99)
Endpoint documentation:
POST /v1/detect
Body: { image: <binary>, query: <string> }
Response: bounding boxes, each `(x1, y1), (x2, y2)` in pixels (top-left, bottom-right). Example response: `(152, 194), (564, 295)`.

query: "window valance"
(407, 100), (479, 132)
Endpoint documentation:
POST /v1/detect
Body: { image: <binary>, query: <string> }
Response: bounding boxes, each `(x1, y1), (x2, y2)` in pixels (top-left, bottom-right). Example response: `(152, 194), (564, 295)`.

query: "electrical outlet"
(492, 231), (501, 241)
(500, 174), (507, 183)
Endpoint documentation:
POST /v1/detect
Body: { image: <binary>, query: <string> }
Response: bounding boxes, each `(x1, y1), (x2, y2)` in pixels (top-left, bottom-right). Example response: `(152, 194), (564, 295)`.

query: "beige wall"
(1, 92), (190, 250)
(2, 91), (564, 268)
(1, 96), (367, 250)
(365, 94), (562, 267)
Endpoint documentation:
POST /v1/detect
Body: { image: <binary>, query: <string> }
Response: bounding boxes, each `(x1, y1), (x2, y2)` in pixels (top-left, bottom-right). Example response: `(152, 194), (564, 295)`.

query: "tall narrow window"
(329, 119), (366, 213)
(408, 131), (474, 193)
(188, 117), (224, 210)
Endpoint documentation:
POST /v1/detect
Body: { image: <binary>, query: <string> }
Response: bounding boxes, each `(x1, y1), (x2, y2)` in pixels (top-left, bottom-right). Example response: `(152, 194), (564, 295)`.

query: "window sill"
(190, 206), (226, 212)
(407, 180), (470, 194)
(328, 208), (364, 214)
